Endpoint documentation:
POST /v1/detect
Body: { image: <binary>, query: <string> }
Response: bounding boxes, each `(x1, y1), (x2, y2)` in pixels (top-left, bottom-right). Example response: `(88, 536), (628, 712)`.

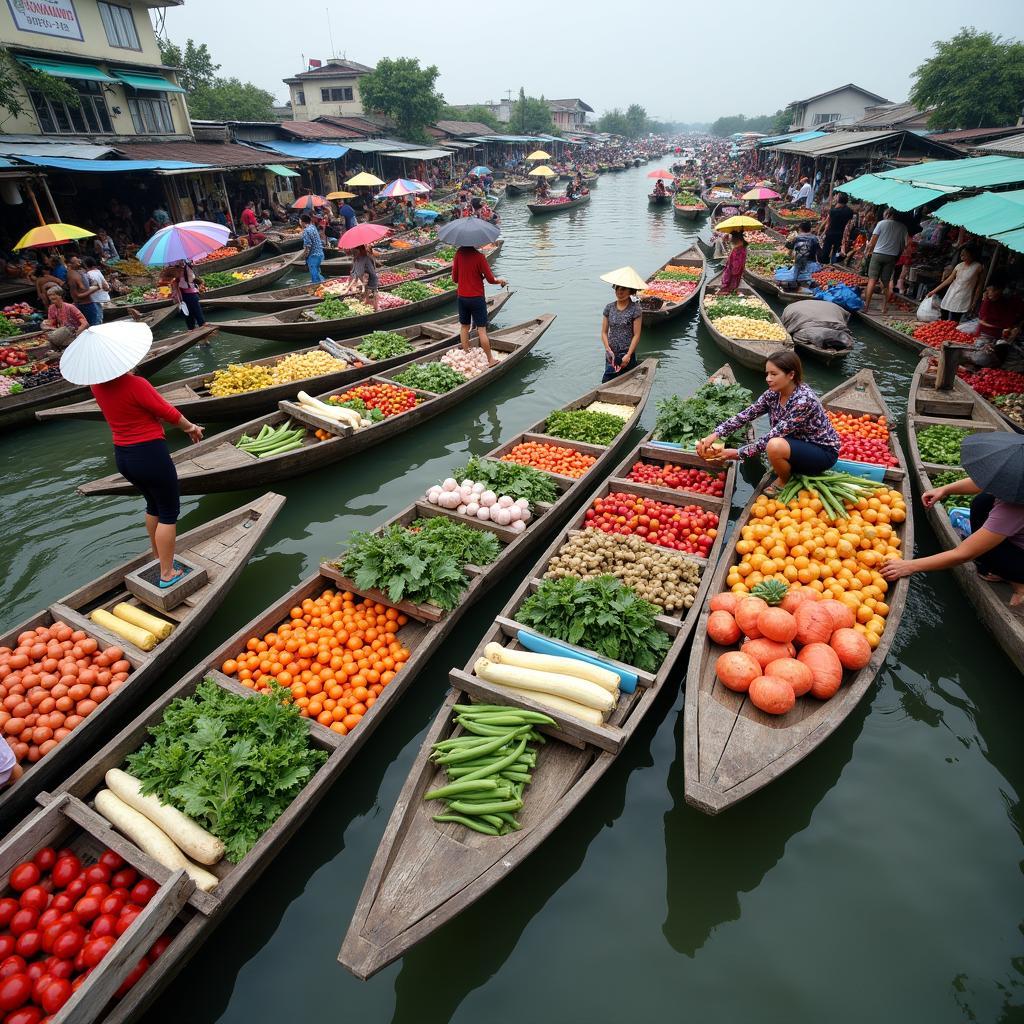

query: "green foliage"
(596, 108), (630, 136)
(653, 382), (753, 447)
(709, 112), (779, 137)
(125, 679), (327, 862)
(543, 408), (625, 446)
(356, 331), (414, 360)
(517, 575), (670, 672)
(409, 515), (502, 565)
(392, 280), (437, 302)
(438, 103), (501, 131)
(189, 77), (277, 121)
(931, 469), (976, 509)
(393, 361), (466, 393)
(360, 57), (443, 142)
(705, 296), (774, 321)
(452, 456), (559, 505)
(916, 425), (970, 465)
(625, 104), (651, 138)
(910, 28), (1024, 129)
(157, 37), (219, 93)
(511, 87), (556, 134)
(0, 46), (80, 126)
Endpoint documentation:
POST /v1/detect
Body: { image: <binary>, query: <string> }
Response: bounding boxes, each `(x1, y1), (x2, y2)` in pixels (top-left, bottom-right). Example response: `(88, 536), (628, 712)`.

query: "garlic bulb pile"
(425, 478), (532, 533)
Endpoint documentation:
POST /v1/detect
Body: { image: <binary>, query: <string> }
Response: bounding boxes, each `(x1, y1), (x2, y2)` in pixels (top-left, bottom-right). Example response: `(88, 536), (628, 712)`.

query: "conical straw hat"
(600, 266), (647, 290)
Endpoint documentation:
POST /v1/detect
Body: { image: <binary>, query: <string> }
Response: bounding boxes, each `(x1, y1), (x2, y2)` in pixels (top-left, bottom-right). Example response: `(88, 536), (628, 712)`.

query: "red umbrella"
(647, 168), (675, 179)
(291, 194), (329, 210)
(339, 223), (390, 249)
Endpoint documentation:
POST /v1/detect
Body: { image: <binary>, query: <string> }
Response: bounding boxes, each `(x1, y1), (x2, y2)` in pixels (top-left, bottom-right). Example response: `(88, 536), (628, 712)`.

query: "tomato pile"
(0, 846), (172, 1017)
(584, 491), (718, 555)
(328, 383), (418, 417)
(499, 441), (596, 478)
(958, 366), (1024, 399)
(912, 320), (974, 348)
(0, 349), (29, 369)
(625, 460), (726, 496)
(811, 269), (867, 289)
(827, 411), (897, 468)
(0, 623), (131, 770)
(222, 589), (410, 736)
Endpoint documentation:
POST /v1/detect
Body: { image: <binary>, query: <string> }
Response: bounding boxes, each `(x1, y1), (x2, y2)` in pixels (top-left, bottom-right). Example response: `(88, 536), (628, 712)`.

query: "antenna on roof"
(327, 8), (336, 58)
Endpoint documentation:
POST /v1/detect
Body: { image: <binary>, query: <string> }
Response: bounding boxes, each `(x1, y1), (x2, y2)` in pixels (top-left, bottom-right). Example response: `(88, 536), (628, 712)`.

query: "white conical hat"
(59, 321), (154, 385)
(600, 266), (648, 290)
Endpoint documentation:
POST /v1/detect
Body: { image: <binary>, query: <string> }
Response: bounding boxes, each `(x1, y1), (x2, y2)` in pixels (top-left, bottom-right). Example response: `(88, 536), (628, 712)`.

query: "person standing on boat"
(300, 213), (325, 284)
(598, 267), (645, 383)
(720, 232), (748, 293)
(168, 261), (207, 333)
(346, 245), (380, 312)
(697, 350), (839, 487)
(928, 245), (984, 324)
(451, 245), (507, 367)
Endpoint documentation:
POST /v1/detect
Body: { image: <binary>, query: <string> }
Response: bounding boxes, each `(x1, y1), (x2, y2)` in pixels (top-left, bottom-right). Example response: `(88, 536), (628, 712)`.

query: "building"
(787, 84), (890, 131)
(848, 102), (933, 132)
(547, 98), (593, 132)
(451, 100), (511, 125)
(0, 0), (191, 141)
(931, 126), (1024, 153)
(283, 59), (374, 120)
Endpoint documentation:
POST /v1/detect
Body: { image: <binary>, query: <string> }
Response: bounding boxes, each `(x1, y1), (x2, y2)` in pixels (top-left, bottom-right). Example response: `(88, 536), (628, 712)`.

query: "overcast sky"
(158, 0), (1021, 123)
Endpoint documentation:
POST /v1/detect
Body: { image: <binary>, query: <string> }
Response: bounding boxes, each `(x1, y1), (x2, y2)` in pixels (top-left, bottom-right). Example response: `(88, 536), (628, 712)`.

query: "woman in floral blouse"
(697, 350), (839, 487)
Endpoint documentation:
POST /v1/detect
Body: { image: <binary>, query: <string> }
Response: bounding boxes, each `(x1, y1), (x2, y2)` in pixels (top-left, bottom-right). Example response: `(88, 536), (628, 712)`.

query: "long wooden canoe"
(769, 207), (819, 229)
(1, 318), (214, 433)
(778, 300), (855, 365)
(0, 493), (284, 827)
(79, 313), (550, 496)
(339, 364), (742, 979)
(321, 232), (438, 274)
(684, 369), (913, 814)
(699, 269), (794, 371)
(527, 193), (591, 215)
(104, 251), (302, 320)
(641, 244), (706, 327)
(4, 303), (177, 353)
(30, 361), (659, 1024)
(40, 293), (513, 424)
(907, 359), (1024, 673)
(674, 199), (708, 220)
(648, 192), (672, 206)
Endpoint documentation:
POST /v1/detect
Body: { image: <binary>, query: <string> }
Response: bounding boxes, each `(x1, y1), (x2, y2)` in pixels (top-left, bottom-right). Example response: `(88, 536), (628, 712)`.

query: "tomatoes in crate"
(625, 460), (726, 496)
(584, 491), (718, 555)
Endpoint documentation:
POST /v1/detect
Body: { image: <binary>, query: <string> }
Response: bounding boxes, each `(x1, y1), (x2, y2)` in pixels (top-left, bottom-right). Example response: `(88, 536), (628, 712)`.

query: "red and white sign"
(6, 0), (84, 40)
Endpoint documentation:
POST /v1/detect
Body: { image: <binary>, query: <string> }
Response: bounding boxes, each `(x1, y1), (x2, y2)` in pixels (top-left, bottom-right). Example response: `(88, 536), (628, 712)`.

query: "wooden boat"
(210, 280), (461, 342)
(194, 240), (267, 274)
(504, 178), (538, 196)
(321, 232), (438, 273)
(0, 318), (213, 433)
(103, 252), (303, 320)
(26, 363), (659, 1024)
(0, 493), (284, 827)
(684, 370), (913, 814)
(338, 364), (742, 979)
(79, 314), (551, 497)
(907, 358), (1024, 673)
(582, 172), (598, 187)
(5, 303), (177, 351)
(527, 193), (591, 215)
(640, 244), (706, 327)
(648, 192), (672, 206)
(769, 207), (819, 229)
(702, 185), (740, 207)
(40, 293), (513, 424)
(699, 269), (794, 370)
(780, 301), (855, 365)
(413, 239), (503, 276)
(673, 198), (708, 220)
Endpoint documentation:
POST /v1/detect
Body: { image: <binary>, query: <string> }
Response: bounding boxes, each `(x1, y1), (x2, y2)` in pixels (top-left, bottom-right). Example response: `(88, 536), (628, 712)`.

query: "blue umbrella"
(961, 432), (1024, 503)
(437, 218), (501, 247)
(469, 165), (491, 176)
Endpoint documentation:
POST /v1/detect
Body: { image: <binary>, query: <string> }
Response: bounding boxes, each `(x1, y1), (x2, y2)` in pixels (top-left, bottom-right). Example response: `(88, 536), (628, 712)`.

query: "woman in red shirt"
(90, 372), (205, 587)
(451, 246), (507, 366)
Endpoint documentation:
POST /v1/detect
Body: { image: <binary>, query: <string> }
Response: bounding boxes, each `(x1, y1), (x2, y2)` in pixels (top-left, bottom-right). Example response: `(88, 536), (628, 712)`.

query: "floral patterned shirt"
(715, 383), (840, 459)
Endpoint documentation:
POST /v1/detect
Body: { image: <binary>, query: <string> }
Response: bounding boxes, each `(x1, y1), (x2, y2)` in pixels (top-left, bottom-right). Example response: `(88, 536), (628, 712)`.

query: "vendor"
(345, 245), (380, 312)
(928, 245), (984, 323)
(697, 350), (840, 489)
(963, 276), (1024, 368)
(882, 434), (1024, 608)
(720, 231), (748, 293)
(598, 267), (645, 382)
(42, 285), (88, 349)
(785, 221), (822, 284)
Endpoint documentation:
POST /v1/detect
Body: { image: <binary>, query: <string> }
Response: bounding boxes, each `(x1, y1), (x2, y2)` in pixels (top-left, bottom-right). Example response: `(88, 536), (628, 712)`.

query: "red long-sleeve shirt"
(90, 373), (181, 446)
(451, 247), (496, 298)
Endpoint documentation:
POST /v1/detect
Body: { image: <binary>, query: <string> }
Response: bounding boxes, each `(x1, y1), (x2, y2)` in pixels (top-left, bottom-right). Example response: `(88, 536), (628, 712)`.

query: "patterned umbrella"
(136, 220), (230, 266)
(339, 224), (390, 249)
(13, 223), (95, 250)
(469, 166), (491, 176)
(291, 194), (329, 210)
(742, 187), (781, 200)
(376, 179), (431, 198)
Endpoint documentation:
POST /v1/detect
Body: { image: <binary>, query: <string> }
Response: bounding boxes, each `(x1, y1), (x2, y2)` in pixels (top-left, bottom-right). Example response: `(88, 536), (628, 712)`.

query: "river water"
(1, 163), (1020, 1023)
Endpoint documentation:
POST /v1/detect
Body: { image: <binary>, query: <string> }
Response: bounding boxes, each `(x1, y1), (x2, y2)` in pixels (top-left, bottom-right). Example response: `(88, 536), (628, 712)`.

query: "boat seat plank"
(189, 445), (247, 471)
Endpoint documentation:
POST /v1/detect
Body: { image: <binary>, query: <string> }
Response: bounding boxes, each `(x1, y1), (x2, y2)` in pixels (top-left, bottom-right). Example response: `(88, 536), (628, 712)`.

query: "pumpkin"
(830, 628), (871, 670)
(780, 587), (820, 615)
(734, 596), (768, 639)
(715, 651), (761, 693)
(797, 643), (843, 699)
(765, 657), (813, 697)
(710, 592), (741, 614)
(741, 637), (796, 669)
(707, 610), (741, 646)
(794, 601), (834, 646)
(820, 599), (856, 631)
(749, 674), (796, 715)
(757, 606), (797, 643)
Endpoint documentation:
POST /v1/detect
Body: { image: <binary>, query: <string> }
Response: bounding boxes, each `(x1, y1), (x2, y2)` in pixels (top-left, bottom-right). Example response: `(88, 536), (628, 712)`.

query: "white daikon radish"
(105, 769), (225, 865)
(473, 657), (615, 712)
(483, 643), (621, 692)
(497, 685), (605, 725)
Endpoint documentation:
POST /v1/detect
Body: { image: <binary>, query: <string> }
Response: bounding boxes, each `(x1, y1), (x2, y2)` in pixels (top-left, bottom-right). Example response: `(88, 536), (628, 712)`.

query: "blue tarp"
(756, 130), (827, 147)
(259, 140), (349, 160)
(0, 158), (16, 168)
(15, 156), (208, 172)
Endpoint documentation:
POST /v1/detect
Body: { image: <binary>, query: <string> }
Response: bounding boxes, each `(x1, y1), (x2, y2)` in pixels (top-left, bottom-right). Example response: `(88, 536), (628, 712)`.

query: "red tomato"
(109, 869), (136, 891)
(47, 960), (72, 982)
(36, 909), (59, 931)
(82, 865), (109, 887)
(8, 910), (37, 938)
(62, 879), (86, 902)
(128, 880), (157, 907)
(80, 936), (114, 968)
(113, 957), (149, 999)
(147, 935), (171, 961)
(38, 978), (70, 1015)
(49, 858), (78, 891)
(4, 1006), (42, 1024)
(48, 896), (72, 915)
(31, 850), (55, 874)
(84, 885), (109, 902)
(0, 962), (24, 983)
(71, 897), (99, 923)
(22, 965), (43, 984)
(98, 893), (125, 917)
(30, 974), (53, 1006)
(0, 973), (31, 1013)
(13, 931), (40, 960)
(40, 924), (65, 955)
(88, 915), (116, 940)
(50, 927), (84, 961)
(17, 889), (47, 916)
(0, 901), (18, 929)
(7, 866), (38, 894)
(97, 851), (123, 872)
(114, 907), (140, 935)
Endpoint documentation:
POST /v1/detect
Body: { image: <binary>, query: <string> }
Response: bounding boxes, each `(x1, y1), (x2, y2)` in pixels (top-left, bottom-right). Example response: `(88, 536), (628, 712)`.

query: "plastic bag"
(916, 296), (940, 322)
(948, 507), (972, 539)
(812, 284), (863, 312)
(958, 319), (981, 337)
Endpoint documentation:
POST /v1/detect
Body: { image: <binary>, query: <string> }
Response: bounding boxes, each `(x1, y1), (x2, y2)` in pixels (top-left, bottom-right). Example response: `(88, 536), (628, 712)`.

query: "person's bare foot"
(1010, 585), (1024, 608)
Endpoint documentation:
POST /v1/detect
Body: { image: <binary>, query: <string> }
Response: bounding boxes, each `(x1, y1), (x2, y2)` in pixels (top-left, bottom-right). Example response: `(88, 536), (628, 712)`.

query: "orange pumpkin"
(798, 643), (843, 699)
(707, 610), (741, 646)
(757, 607), (798, 643)
(710, 592), (742, 614)
(765, 657), (813, 697)
(794, 601), (834, 646)
(715, 651), (761, 693)
(820, 600), (855, 631)
(749, 674), (796, 715)
(780, 588), (820, 615)
(741, 637), (796, 669)
(735, 597), (768, 639)
(830, 628), (871, 670)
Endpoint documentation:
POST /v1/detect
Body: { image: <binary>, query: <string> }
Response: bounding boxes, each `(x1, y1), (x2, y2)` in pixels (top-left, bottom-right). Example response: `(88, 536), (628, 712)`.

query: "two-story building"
(547, 98), (592, 132)
(787, 84), (890, 132)
(283, 59), (374, 121)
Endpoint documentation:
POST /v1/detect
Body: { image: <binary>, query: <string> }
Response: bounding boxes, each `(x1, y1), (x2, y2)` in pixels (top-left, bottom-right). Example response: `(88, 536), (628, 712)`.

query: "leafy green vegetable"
(516, 575), (670, 672)
(394, 361), (466, 393)
(356, 331), (414, 360)
(124, 679), (327, 862)
(932, 469), (976, 509)
(0, 316), (21, 338)
(704, 296), (774, 322)
(410, 515), (501, 565)
(917, 425), (970, 466)
(436, 246), (457, 261)
(392, 281), (437, 302)
(653, 382), (753, 446)
(543, 408), (625, 446)
(432, 275), (455, 291)
(311, 295), (364, 320)
(199, 270), (239, 289)
(452, 456), (558, 505)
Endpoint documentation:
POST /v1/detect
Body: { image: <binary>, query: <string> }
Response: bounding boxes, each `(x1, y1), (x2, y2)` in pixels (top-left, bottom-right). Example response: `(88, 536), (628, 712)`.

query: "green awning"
(17, 57), (117, 83)
(266, 164), (299, 178)
(111, 70), (185, 94)
(837, 174), (952, 212)
(878, 155), (1024, 190)
(992, 227), (1024, 255)
(932, 189), (1024, 236)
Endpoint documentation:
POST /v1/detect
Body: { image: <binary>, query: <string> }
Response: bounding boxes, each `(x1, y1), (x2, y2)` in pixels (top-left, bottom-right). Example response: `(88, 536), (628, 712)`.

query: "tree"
(773, 106), (795, 134)
(188, 78), (277, 121)
(510, 88), (556, 135)
(624, 103), (649, 139)
(911, 28), (1024, 129)
(708, 112), (777, 137)
(0, 46), (80, 130)
(437, 103), (501, 131)
(596, 108), (630, 136)
(157, 37), (218, 94)
(360, 57), (443, 142)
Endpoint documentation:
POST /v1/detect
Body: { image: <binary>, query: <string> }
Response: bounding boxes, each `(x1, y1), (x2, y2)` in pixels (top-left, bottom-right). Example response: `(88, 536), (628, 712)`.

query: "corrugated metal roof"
(837, 173), (956, 211)
(384, 149), (453, 161)
(849, 102), (930, 129)
(115, 142), (298, 168)
(0, 143), (115, 159)
(756, 130), (826, 146)
(932, 189), (1024, 235)
(768, 130), (900, 154)
(929, 126), (1022, 143)
(973, 133), (1024, 155)
(345, 138), (421, 154)
(434, 120), (494, 137)
(258, 140), (349, 160)
(277, 120), (358, 140)
(14, 156), (206, 172)
(879, 155), (1024, 188)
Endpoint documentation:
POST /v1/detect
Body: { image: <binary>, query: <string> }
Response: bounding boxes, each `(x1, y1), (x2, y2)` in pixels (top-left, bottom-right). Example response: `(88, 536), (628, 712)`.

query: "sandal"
(978, 571), (1004, 583)
(158, 564), (191, 589)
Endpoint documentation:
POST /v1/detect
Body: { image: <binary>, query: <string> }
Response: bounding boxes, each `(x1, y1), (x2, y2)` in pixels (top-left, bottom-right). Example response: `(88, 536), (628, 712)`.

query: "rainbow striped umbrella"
(13, 223), (95, 250)
(741, 186), (781, 200)
(136, 220), (230, 266)
(376, 178), (431, 198)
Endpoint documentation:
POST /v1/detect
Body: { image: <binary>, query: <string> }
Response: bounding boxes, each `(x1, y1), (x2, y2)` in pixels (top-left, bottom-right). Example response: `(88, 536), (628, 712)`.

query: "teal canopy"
(836, 174), (951, 212)
(932, 189), (1024, 236)
(17, 57), (116, 83)
(992, 227), (1024, 255)
(878, 156), (1024, 190)
(266, 164), (299, 178)
(111, 70), (185, 94)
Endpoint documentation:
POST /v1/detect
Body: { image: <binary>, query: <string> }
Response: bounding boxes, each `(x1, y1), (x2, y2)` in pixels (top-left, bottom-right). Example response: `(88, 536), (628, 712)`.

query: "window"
(30, 80), (112, 135)
(812, 112), (841, 125)
(296, 90), (305, 105)
(321, 87), (353, 102)
(97, 2), (140, 49)
(128, 94), (175, 134)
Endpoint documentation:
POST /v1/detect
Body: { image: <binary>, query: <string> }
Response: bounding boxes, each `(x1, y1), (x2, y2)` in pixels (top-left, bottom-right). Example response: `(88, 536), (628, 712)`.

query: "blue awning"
(259, 140), (349, 160)
(14, 156), (209, 172)
(757, 130), (827, 147)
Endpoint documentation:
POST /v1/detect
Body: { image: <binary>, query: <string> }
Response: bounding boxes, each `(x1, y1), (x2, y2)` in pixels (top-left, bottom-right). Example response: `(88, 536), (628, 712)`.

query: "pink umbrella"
(741, 186), (782, 200)
(647, 168), (675, 179)
(339, 223), (390, 249)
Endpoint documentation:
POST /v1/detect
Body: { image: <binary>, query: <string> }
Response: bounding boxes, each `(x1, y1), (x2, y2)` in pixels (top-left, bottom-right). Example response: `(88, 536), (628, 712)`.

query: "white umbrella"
(59, 321), (154, 385)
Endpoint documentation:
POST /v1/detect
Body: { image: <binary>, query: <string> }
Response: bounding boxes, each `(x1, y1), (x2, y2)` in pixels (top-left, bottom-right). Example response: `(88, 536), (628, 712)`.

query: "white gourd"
(480, 490), (497, 507)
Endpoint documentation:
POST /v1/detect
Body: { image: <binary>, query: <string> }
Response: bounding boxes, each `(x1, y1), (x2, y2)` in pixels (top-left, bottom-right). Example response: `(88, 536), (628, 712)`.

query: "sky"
(157, 0), (1022, 123)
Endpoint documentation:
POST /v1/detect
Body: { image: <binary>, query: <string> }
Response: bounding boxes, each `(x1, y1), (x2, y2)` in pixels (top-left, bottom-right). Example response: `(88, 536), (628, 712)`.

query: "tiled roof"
(790, 83), (889, 106)
(434, 120), (495, 137)
(972, 133), (1024, 154)
(930, 126), (1023, 143)
(850, 102), (930, 129)
(547, 98), (594, 113)
(278, 120), (360, 140)
(287, 59), (373, 82)
(114, 141), (298, 168)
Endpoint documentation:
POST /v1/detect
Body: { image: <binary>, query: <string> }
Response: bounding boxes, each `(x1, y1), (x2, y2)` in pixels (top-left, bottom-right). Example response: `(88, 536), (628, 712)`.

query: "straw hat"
(600, 267), (647, 290)
(59, 321), (154, 385)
